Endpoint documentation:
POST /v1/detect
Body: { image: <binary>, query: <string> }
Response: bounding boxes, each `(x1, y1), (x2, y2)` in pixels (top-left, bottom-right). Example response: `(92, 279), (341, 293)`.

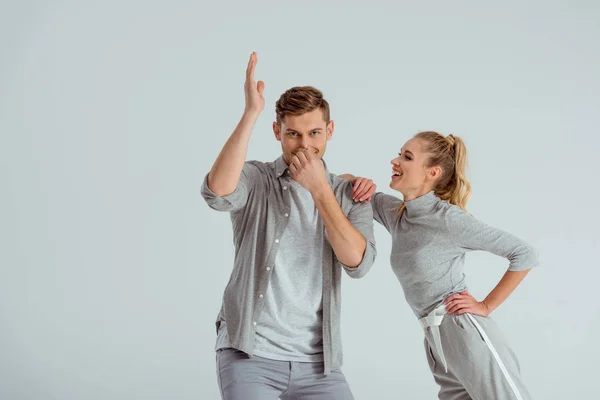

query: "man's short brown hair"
(275, 86), (331, 125)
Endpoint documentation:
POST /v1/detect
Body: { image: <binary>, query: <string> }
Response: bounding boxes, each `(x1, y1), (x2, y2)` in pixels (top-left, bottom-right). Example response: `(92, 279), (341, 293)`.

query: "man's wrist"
(242, 109), (261, 122)
(310, 183), (334, 202)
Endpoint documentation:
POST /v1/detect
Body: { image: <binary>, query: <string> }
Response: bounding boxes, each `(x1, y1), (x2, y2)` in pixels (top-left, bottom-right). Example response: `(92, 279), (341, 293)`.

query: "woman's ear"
(427, 165), (443, 181)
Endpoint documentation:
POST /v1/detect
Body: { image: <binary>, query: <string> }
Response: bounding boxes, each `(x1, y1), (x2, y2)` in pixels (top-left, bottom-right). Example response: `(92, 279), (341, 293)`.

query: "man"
(201, 52), (376, 399)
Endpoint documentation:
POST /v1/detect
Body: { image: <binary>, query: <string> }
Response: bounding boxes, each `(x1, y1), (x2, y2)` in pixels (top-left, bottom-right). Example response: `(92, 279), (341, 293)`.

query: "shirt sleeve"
(445, 206), (540, 271)
(200, 163), (262, 213)
(371, 192), (403, 233)
(341, 195), (377, 279)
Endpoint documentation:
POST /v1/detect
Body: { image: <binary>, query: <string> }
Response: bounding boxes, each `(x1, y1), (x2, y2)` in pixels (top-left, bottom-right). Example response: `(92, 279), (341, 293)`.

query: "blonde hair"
(397, 131), (472, 216)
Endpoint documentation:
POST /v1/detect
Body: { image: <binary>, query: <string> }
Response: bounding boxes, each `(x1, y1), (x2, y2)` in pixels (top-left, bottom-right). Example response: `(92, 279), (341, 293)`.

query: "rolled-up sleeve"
(341, 200), (377, 279)
(200, 163), (260, 213)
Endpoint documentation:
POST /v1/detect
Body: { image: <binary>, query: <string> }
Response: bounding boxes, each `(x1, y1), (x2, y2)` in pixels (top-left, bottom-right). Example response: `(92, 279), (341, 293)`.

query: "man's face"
(273, 108), (334, 165)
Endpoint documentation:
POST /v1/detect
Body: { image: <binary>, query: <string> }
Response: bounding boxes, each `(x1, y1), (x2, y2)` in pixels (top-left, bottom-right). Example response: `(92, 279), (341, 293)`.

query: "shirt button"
(259, 294), (264, 298)
(266, 267), (271, 271)
(253, 321), (257, 326)
(275, 239), (279, 243)
(284, 213), (289, 217)
(283, 186), (288, 190)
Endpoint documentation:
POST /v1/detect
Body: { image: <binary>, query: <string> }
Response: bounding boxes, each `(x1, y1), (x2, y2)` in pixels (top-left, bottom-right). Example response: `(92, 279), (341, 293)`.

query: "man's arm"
(289, 150), (367, 268)
(207, 52), (264, 196)
(312, 187), (367, 267)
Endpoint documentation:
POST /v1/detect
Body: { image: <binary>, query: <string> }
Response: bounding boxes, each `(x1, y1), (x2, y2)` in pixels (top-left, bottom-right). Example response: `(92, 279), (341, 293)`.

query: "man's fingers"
(289, 161), (298, 176)
(301, 147), (318, 161)
(250, 52), (257, 80)
(246, 52), (254, 79)
(295, 150), (309, 164)
(257, 80), (265, 95)
(246, 52), (257, 84)
(290, 155), (301, 169)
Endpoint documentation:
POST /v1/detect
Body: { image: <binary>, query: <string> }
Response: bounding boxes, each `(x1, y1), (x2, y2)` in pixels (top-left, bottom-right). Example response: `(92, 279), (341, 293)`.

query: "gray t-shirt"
(202, 156), (377, 375)
(372, 190), (539, 318)
(217, 176), (325, 362)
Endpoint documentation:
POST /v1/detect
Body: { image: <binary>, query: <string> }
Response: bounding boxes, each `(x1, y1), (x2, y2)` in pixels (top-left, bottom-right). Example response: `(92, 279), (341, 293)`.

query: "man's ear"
(273, 121), (281, 141)
(326, 120), (334, 140)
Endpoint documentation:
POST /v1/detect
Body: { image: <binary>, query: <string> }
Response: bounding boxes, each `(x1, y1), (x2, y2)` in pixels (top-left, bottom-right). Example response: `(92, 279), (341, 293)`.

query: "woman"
(342, 131), (538, 400)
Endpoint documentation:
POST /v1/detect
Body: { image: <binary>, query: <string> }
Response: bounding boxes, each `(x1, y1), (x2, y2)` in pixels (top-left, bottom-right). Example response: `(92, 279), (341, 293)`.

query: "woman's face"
(389, 138), (436, 195)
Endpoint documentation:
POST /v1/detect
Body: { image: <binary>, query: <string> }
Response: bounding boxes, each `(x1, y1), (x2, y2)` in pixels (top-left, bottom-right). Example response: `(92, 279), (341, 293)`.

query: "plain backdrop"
(2, 1), (599, 399)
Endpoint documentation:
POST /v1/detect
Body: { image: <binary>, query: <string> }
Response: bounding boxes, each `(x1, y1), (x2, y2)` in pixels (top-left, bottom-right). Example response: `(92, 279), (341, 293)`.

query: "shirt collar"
(403, 190), (439, 217)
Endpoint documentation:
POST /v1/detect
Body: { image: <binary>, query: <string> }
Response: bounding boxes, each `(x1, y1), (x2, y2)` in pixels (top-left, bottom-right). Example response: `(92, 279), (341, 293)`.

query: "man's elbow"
(341, 255), (363, 269)
(207, 174), (236, 197)
(342, 252), (370, 279)
(341, 242), (367, 268)
(210, 186), (235, 198)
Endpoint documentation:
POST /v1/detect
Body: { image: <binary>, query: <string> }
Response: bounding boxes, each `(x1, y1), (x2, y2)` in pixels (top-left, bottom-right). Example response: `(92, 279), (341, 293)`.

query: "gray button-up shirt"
(201, 156), (376, 374)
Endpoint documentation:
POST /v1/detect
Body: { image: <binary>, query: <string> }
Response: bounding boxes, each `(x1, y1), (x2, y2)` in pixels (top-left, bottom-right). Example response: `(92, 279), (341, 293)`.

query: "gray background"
(1, 1), (599, 399)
